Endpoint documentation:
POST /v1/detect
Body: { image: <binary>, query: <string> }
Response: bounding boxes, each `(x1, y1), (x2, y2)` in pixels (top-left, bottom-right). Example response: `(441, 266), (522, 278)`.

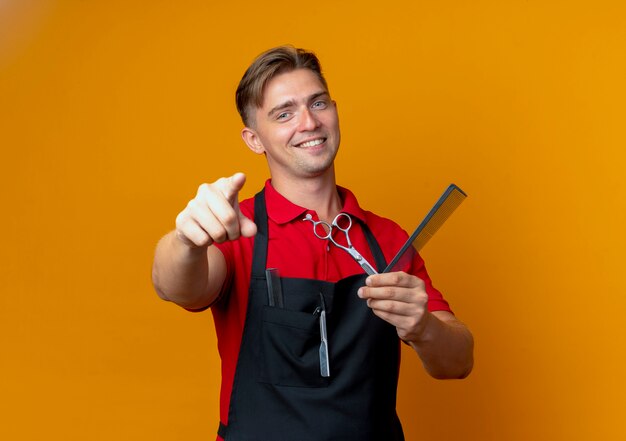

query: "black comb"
(384, 184), (467, 273)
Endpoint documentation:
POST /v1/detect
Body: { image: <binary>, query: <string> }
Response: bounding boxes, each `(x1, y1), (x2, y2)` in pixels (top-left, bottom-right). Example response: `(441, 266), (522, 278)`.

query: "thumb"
(238, 209), (257, 238)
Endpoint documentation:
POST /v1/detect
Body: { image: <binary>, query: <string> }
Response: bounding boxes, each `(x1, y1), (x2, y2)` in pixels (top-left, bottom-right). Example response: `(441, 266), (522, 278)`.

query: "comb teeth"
(413, 188), (466, 251)
(384, 184), (467, 273)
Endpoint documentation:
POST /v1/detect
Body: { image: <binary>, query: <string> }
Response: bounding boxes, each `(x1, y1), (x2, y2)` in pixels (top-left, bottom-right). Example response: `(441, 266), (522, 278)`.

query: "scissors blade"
(358, 260), (378, 275)
(347, 248), (379, 275)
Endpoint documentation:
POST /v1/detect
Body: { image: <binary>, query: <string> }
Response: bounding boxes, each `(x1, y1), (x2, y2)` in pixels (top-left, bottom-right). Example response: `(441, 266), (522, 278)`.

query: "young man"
(152, 46), (473, 441)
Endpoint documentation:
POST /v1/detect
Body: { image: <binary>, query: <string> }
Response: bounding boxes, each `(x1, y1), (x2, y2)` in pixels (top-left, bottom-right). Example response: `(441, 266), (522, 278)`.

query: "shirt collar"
(265, 180), (367, 225)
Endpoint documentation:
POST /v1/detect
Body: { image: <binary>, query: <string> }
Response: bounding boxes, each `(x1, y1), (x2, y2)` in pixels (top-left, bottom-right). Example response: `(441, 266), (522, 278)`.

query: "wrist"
(406, 310), (437, 346)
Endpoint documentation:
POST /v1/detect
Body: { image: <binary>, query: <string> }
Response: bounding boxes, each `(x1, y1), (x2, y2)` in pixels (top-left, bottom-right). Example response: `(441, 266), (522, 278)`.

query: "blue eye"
(312, 101), (328, 109)
(277, 112), (290, 120)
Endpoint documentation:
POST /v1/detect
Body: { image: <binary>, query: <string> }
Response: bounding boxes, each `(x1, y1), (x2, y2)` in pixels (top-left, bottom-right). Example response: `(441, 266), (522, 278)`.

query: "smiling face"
(241, 68), (341, 183)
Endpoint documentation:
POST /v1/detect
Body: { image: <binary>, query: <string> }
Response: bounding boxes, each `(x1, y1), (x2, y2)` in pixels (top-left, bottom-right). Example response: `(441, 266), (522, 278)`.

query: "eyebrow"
(267, 91), (329, 118)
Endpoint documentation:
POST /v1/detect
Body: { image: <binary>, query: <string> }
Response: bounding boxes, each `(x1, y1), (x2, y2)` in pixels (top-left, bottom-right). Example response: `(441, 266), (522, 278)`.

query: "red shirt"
(210, 180), (451, 428)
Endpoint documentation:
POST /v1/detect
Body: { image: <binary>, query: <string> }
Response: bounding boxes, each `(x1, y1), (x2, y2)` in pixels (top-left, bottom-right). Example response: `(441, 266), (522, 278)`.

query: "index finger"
(365, 272), (424, 289)
(213, 172), (247, 205)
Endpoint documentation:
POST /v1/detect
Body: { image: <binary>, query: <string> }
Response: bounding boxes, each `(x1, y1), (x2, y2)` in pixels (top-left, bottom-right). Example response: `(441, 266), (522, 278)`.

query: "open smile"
(294, 137), (326, 148)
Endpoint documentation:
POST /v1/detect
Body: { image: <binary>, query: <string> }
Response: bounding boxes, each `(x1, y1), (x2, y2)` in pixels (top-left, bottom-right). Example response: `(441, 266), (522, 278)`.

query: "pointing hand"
(175, 172), (257, 248)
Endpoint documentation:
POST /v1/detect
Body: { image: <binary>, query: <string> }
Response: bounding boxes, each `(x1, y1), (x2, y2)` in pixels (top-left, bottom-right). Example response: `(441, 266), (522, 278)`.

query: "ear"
(241, 127), (265, 155)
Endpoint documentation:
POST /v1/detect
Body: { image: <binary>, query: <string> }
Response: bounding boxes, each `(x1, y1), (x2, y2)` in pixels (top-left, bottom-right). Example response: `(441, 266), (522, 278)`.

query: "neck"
(271, 167), (342, 222)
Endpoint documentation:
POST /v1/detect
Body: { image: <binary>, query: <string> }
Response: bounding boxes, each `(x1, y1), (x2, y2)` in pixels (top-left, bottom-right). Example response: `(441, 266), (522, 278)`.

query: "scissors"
(303, 213), (378, 275)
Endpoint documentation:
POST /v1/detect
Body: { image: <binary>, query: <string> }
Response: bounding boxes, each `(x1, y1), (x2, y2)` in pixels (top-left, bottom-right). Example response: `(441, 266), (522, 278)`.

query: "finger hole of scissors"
(314, 222), (332, 238)
(334, 213), (352, 231)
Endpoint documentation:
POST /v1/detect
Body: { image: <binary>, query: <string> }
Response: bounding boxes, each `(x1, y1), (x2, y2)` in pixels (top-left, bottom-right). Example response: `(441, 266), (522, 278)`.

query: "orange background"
(1, 1), (625, 439)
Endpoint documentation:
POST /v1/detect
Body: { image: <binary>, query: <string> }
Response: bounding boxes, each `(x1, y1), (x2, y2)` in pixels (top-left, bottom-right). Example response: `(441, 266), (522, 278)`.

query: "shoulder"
(362, 210), (409, 250)
(339, 185), (409, 250)
(339, 186), (407, 239)
(363, 210), (406, 235)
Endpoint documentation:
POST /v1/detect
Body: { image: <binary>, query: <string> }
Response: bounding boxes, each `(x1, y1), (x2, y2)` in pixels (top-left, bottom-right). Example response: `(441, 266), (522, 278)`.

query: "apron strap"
(361, 220), (388, 273)
(217, 421), (228, 439)
(251, 189), (269, 279)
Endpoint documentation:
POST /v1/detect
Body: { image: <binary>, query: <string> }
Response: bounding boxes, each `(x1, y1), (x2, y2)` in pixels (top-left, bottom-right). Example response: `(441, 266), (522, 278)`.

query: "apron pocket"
(257, 306), (329, 388)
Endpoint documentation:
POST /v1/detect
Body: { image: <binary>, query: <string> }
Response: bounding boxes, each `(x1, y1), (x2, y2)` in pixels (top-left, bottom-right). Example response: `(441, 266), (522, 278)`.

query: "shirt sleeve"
(208, 197), (255, 309)
(410, 252), (453, 314)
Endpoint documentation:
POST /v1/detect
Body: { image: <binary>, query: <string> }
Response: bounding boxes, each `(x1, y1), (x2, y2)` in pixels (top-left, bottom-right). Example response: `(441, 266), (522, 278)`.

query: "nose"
(298, 107), (320, 131)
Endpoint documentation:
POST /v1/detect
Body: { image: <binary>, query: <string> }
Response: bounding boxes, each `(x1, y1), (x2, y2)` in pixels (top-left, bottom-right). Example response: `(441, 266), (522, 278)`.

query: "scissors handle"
(303, 213), (378, 275)
(304, 214), (333, 240)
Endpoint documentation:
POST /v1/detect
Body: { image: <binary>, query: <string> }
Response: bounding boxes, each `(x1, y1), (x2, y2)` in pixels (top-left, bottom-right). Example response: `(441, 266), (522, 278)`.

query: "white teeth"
(299, 139), (324, 148)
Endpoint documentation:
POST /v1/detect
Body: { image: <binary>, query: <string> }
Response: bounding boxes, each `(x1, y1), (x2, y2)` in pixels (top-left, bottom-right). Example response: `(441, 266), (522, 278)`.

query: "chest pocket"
(257, 306), (329, 387)
(256, 280), (332, 388)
